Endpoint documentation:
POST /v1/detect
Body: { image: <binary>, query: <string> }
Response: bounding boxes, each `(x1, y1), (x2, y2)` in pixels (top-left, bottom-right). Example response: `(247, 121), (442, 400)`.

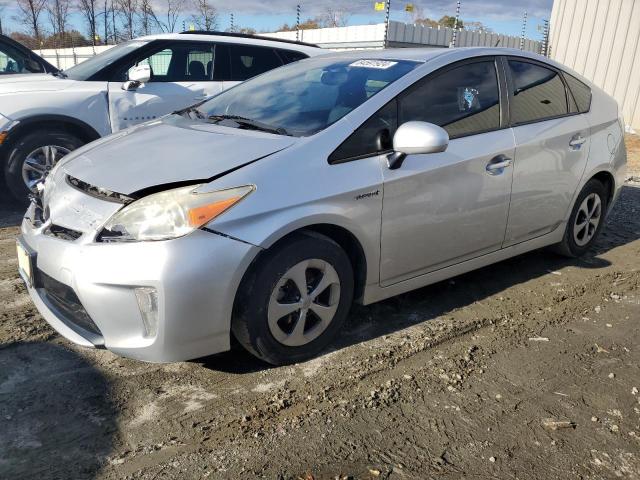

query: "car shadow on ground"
(0, 341), (117, 479)
(0, 191), (26, 228)
(199, 184), (640, 373)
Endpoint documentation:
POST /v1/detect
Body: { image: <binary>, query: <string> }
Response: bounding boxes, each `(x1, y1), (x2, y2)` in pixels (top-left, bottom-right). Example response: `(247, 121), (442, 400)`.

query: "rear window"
(277, 49), (309, 64)
(564, 73), (591, 113)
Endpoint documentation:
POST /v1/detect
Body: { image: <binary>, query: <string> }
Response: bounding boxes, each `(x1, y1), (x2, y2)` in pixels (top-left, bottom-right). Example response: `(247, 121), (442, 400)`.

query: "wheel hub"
(267, 259), (341, 347)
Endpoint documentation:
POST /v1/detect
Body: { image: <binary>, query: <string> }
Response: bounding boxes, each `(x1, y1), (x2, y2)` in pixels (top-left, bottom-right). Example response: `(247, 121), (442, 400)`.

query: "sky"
(1, 0), (554, 41)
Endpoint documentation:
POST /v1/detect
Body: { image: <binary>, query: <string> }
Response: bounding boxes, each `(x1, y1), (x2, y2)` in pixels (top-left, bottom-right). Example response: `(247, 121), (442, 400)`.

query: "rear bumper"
(20, 216), (260, 362)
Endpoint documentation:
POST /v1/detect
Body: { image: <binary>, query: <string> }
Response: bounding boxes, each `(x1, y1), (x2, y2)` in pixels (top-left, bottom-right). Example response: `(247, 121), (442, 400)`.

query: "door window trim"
(328, 55), (508, 165)
(503, 55), (584, 128)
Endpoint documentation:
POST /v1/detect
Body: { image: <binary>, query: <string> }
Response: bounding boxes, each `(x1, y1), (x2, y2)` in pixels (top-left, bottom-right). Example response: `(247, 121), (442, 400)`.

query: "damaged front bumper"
(19, 200), (260, 362)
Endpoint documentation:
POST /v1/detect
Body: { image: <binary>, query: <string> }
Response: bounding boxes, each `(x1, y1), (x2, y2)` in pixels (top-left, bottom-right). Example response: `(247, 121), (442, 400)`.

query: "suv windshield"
(194, 56), (419, 136)
(64, 41), (149, 80)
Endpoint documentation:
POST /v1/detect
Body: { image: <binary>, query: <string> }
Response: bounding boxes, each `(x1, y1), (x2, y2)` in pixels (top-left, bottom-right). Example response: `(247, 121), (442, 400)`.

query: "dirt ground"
(1, 137), (639, 480)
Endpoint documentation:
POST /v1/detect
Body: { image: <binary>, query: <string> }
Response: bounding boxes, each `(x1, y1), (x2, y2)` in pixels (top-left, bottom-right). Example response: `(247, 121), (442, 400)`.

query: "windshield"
(64, 41), (148, 80)
(194, 57), (419, 136)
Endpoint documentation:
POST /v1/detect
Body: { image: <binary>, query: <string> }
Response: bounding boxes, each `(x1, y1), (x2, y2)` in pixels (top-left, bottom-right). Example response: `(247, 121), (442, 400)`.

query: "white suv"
(0, 32), (322, 199)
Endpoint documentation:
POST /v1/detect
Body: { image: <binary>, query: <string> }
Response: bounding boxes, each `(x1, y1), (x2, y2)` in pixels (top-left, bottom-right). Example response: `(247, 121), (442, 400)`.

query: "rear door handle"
(569, 134), (586, 149)
(486, 155), (513, 175)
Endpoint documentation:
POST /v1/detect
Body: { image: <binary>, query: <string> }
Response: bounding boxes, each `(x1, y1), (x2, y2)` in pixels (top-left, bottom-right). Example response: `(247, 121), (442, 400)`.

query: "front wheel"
(554, 178), (608, 257)
(4, 130), (84, 201)
(232, 232), (354, 365)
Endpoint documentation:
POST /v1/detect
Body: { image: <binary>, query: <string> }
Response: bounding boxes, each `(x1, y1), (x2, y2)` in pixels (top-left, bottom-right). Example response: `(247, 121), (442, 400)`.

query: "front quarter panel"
(0, 82), (111, 137)
(206, 142), (385, 289)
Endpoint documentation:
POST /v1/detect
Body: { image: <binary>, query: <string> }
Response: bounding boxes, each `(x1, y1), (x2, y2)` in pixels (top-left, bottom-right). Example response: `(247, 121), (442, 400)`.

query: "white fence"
(36, 21), (543, 71)
(36, 45), (113, 70)
(265, 21), (542, 52)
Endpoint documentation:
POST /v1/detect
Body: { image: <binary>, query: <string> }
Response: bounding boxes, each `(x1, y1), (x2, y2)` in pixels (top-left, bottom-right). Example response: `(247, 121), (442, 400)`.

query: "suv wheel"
(554, 178), (608, 257)
(4, 130), (84, 201)
(232, 232), (354, 365)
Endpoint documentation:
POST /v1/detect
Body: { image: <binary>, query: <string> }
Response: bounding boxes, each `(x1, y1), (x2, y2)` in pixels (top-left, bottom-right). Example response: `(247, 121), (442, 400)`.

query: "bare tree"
(159, 0), (186, 33)
(47, 0), (71, 37)
(77, 0), (98, 44)
(117, 0), (137, 39)
(189, 0), (217, 31)
(15, 0), (47, 39)
(138, 0), (160, 35)
(321, 6), (350, 28)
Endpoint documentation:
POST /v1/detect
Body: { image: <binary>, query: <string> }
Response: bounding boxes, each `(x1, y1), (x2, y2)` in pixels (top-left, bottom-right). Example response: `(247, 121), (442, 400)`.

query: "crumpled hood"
(61, 115), (297, 195)
(0, 74), (76, 94)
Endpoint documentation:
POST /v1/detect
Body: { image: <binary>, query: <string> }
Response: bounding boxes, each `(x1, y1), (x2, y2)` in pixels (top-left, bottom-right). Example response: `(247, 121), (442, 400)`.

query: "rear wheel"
(4, 130), (84, 201)
(554, 179), (608, 257)
(232, 232), (354, 365)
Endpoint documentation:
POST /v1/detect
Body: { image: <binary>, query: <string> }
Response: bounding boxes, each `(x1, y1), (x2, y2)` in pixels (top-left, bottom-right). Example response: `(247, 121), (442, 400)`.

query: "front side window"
(399, 60), (501, 138)
(125, 43), (214, 82)
(195, 57), (419, 136)
(329, 100), (398, 162)
(508, 60), (568, 124)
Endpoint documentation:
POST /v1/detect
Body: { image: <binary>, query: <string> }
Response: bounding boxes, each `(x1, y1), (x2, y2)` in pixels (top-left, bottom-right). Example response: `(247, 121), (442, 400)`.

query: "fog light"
(135, 287), (158, 338)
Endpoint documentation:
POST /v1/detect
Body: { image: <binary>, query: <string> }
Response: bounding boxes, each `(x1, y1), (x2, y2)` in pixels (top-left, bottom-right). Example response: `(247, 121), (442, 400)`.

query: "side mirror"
(122, 64), (151, 91)
(387, 121), (449, 169)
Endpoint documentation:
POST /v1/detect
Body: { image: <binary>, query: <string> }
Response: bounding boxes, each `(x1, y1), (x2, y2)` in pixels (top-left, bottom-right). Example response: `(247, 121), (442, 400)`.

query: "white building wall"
(549, 0), (640, 130)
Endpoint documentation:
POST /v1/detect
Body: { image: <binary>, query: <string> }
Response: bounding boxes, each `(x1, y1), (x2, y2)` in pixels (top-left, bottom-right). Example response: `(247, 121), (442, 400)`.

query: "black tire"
(554, 178), (608, 257)
(4, 130), (84, 201)
(232, 232), (354, 366)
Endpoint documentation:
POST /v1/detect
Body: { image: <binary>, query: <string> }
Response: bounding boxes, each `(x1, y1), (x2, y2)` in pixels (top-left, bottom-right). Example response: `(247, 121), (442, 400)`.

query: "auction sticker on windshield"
(350, 60), (398, 69)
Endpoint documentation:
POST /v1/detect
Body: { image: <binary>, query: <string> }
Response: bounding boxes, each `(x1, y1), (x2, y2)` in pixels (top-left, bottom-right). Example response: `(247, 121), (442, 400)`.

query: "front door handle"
(569, 134), (586, 149)
(486, 155), (513, 175)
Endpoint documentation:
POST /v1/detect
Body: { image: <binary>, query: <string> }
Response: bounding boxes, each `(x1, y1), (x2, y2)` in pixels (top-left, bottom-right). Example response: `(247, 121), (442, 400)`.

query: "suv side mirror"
(122, 64), (151, 91)
(387, 121), (449, 169)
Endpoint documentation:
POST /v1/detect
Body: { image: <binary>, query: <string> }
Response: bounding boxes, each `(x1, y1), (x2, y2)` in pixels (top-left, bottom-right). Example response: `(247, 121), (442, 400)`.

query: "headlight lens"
(100, 184), (254, 242)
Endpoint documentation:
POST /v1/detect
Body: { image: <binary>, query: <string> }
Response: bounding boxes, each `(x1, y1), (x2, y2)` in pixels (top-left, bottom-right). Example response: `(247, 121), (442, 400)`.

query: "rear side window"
(277, 49), (309, 64)
(508, 60), (568, 124)
(227, 45), (283, 81)
(399, 60), (501, 138)
(564, 73), (591, 113)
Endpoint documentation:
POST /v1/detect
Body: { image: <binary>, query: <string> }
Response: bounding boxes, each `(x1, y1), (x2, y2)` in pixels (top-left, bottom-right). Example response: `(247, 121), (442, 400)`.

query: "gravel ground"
(0, 138), (639, 479)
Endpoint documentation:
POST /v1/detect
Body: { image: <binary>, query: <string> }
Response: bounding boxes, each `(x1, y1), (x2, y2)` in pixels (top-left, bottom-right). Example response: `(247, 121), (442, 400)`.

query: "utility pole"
(541, 18), (550, 56)
(451, 0), (461, 48)
(383, 0), (391, 48)
(230, 13), (235, 32)
(520, 11), (528, 50)
(296, 4), (301, 41)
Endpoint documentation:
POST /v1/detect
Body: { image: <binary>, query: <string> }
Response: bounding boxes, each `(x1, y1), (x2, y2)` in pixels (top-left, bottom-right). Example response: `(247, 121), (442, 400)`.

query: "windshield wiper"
(207, 114), (289, 136)
(50, 71), (67, 78)
(179, 105), (206, 120)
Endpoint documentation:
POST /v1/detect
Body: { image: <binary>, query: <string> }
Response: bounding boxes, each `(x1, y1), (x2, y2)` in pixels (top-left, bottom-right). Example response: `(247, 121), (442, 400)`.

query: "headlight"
(99, 184), (254, 242)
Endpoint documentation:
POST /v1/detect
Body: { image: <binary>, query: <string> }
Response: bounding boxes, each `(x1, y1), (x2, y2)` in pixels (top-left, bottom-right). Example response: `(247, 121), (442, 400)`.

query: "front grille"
(45, 224), (83, 241)
(36, 269), (104, 346)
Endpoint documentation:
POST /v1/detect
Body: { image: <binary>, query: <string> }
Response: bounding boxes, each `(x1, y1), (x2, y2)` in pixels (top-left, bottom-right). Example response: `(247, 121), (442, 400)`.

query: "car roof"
(135, 32), (323, 55)
(311, 46), (554, 64)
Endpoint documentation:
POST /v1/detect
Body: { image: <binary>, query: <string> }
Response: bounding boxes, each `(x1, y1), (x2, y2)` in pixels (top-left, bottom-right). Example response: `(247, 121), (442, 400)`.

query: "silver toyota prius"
(17, 47), (626, 365)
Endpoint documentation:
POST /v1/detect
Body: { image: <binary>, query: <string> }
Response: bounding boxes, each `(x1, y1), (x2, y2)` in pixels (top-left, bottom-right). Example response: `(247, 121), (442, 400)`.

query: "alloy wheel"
(21, 145), (71, 191)
(573, 193), (602, 247)
(267, 259), (341, 347)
